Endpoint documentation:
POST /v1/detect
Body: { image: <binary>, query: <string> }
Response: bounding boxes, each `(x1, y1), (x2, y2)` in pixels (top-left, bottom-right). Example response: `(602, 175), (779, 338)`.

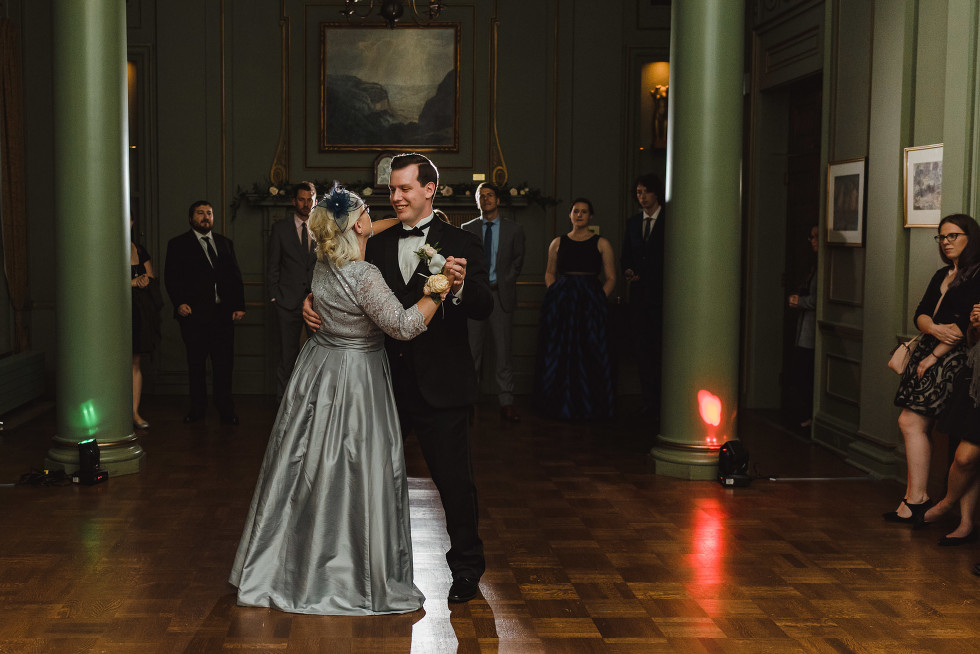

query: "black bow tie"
(398, 220), (432, 238)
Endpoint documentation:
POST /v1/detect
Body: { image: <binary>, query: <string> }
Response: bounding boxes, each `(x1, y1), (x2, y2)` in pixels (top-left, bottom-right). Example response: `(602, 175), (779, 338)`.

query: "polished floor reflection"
(2, 397), (980, 652)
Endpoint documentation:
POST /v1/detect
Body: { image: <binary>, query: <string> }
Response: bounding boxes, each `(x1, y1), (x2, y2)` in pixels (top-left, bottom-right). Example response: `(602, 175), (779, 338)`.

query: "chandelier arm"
(341, 0), (376, 20)
(409, 0), (442, 23)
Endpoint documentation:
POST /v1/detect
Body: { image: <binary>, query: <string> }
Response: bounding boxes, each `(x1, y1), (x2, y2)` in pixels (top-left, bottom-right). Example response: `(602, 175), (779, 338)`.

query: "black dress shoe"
(938, 529), (978, 546)
(447, 577), (479, 603)
(183, 412), (205, 424)
(220, 415), (240, 426)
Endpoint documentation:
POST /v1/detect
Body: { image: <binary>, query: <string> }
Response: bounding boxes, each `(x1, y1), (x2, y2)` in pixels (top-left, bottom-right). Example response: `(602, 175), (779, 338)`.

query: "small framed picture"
(373, 152), (395, 192)
(904, 143), (943, 227)
(826, 158), (866, 247)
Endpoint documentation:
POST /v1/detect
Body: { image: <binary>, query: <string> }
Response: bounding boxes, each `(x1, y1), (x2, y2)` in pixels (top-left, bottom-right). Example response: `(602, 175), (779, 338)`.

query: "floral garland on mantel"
(231, 179), (558, 219)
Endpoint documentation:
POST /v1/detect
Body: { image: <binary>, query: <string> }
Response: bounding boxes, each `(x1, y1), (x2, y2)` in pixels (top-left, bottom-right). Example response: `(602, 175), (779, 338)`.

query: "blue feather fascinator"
(320, 181), (364, 232)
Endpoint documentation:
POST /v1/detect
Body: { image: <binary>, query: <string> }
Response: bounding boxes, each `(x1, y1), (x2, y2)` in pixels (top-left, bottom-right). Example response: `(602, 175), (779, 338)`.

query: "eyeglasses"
(935, 232), (966, 244)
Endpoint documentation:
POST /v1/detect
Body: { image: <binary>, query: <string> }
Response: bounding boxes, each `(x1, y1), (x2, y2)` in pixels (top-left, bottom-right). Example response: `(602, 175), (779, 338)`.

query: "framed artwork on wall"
(904, 143), (943, 227)
(826, 158), (866, 247)
(319, 23), (460, 152)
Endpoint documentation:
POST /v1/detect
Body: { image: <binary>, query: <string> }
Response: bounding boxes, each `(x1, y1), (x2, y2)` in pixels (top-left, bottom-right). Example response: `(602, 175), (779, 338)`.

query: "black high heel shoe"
(882, 499), (933, 525)
(908, 498), (935, 530)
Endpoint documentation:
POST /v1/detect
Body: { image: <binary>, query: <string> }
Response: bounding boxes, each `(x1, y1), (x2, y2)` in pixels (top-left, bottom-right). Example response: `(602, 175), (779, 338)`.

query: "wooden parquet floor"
(1, 397), (979, 653)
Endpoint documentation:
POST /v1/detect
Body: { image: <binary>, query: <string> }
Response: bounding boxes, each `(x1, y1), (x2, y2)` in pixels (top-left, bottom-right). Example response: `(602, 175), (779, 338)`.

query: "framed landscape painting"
(319, 23), (460, 152)
(826, 158), (866, 247)
(904, 143), (943, 227)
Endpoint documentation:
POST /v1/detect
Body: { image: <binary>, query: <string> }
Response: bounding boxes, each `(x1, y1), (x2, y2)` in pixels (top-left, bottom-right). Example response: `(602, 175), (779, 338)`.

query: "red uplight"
(698, 390), (722, 427)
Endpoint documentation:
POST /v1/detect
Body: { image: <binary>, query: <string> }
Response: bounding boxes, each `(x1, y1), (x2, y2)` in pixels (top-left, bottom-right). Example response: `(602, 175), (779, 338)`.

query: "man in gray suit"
(267, 181), (318, 399)
(462, 182), (526, 422)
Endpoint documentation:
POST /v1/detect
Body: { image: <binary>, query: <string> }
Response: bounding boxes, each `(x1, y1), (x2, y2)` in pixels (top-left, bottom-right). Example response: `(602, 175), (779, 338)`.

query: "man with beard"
(165, 200), (246, 425)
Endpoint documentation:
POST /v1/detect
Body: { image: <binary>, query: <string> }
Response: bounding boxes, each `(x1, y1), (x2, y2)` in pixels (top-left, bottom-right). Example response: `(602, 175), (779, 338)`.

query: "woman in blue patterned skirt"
(535, 198), (617, 420)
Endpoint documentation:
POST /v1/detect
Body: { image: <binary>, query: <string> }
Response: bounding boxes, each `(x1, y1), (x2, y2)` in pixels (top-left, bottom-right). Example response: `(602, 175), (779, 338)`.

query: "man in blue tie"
(462, 182), (526, 422)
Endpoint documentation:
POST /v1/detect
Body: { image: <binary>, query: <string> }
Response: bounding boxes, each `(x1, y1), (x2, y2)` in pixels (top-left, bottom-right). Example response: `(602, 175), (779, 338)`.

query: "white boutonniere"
(415, 242), (447, 274)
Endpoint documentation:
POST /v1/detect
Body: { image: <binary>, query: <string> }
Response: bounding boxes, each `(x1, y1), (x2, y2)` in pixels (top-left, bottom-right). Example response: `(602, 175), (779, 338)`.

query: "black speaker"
(718, 440), (751, 487)
(75, 439), (107, 485)
(78, 439), (100, 472)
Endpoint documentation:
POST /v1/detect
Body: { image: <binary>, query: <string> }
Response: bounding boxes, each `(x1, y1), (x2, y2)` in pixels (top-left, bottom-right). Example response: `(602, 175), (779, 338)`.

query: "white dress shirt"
(397, 214), (435, 284)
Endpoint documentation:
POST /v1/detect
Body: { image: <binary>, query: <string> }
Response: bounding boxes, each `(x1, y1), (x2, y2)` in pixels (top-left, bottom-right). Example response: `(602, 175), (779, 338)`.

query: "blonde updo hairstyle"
(307, 183), (365, 267)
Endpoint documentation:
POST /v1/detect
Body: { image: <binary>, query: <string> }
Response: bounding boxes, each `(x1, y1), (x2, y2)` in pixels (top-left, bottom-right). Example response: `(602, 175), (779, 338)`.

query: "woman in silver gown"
(229, 184), (450, 615)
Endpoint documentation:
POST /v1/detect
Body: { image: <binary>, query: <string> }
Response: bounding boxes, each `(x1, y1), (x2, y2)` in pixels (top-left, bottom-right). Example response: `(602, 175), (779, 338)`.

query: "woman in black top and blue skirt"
(885, 214), (980, 524)
(535, 198), (617, 420)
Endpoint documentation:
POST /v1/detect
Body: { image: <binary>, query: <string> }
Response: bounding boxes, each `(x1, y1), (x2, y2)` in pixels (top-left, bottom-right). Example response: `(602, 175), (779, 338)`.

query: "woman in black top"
(535, 198), (617, 420)
(885, 214), (980, 524)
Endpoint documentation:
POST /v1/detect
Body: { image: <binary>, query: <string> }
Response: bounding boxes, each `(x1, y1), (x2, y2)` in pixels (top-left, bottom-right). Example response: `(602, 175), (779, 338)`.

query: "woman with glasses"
(885, 214), (980, 525)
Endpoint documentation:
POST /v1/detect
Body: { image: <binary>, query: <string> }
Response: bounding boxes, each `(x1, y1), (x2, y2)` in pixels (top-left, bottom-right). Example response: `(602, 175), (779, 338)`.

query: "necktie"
(399, 226), (426, 238)
(204, 236), (218, 267)
(643, 217), (653, 240)
(483, 221), (494, 270)
(301, 222), (309, 251)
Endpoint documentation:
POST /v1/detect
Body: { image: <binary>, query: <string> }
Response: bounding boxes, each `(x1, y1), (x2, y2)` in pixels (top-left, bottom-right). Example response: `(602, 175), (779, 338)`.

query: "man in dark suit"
(267, 181), (318, 399)
(621, 173), (665, 425)
(461, 182), (526, 422)
(164, 200), (246, 425)
(303, 153), (493, 603)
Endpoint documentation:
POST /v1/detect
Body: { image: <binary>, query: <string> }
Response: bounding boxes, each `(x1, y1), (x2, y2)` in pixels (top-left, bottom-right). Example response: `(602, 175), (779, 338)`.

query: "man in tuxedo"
(621, 173), (665, 425)
(164, 201), (246, 425)
(303, 153), (492, 603)
(268, 181), (318, 400)
(461, 182), (525, 422)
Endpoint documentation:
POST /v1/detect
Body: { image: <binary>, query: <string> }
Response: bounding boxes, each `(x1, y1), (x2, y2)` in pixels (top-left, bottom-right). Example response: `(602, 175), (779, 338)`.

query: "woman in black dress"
(535, 198), (617, 420)
(920, 303), (980, 545)
(885, 214), (980, 524)
(131, 220), (161, 429)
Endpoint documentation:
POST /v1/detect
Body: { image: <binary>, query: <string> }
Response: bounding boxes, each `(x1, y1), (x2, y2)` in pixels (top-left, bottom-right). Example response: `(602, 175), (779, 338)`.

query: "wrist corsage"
(423, 273), (451, 304)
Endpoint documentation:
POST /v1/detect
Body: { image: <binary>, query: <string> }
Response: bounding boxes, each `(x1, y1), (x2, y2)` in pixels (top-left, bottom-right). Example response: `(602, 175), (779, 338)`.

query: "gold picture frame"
(904, 143), (943, 228)
(319, 23), (460, 152)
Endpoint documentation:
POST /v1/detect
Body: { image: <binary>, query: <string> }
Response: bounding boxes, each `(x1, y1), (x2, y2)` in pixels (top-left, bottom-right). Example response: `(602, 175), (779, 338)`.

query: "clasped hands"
(177, 303), (244, 321)
(131, 273), (151, 289)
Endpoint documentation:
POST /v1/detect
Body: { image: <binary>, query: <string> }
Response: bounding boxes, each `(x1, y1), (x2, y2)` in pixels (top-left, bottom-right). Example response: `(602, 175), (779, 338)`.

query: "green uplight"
(78, 399), (100, 436)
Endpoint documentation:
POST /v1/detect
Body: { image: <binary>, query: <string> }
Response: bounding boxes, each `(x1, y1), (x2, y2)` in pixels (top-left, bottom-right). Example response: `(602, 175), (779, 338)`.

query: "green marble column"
(651, 0), (744, 480)
(45, 0), (145, 476)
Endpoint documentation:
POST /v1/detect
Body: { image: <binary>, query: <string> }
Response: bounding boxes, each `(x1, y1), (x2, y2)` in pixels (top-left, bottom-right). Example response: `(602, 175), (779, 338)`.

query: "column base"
(650, 438), (719, 480)
(45, 435), (146, 477)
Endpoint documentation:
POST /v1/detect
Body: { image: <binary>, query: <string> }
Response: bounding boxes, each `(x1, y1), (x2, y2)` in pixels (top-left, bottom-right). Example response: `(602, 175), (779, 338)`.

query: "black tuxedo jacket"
(621, 208), (665, 309)
(267, 217), (317, 311)
(164, 229), (246, 318)
(366, 217), (493, 408)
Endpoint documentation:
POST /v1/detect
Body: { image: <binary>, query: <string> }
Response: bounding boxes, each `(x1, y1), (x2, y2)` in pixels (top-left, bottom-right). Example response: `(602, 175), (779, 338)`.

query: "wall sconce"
(650, 84), (668, 150)
(641, 61), (670, 151)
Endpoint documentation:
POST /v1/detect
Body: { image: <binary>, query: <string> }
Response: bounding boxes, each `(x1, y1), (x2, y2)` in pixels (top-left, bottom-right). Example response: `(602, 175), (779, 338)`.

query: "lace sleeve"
(356, 263), (427, 341)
